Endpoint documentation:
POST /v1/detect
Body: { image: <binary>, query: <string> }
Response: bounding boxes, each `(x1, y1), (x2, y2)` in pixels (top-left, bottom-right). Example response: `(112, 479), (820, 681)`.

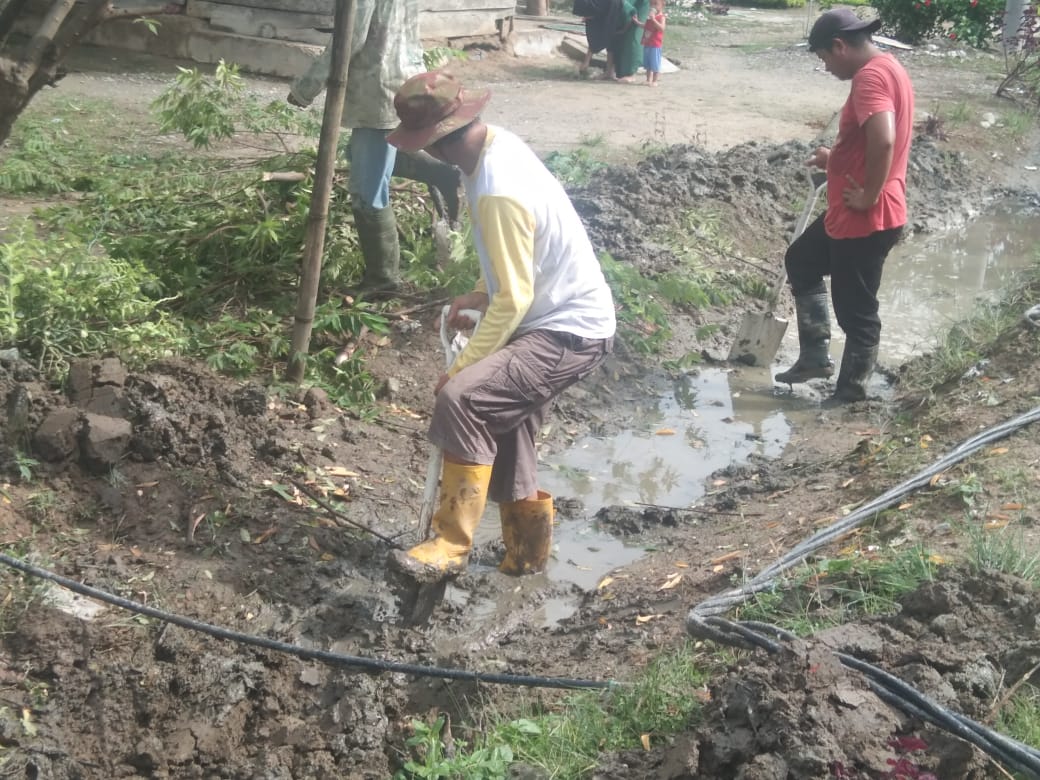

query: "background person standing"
(776, 8), (914, 403)
(633, 0), (666, 86)
(288, 0), (459, 298)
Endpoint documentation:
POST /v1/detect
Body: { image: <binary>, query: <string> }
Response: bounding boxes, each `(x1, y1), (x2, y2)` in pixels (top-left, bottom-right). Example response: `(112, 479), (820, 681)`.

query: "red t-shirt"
(642, 13), (664, 47)
(825, 53), (914, 239)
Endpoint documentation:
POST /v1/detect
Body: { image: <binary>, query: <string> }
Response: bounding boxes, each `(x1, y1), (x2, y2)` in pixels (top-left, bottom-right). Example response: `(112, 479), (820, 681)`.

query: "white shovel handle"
(418, 306), (483, 539)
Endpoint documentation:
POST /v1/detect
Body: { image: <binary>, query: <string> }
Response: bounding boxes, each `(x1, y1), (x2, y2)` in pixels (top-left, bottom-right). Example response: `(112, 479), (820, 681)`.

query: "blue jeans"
(348, 127), (397, 210)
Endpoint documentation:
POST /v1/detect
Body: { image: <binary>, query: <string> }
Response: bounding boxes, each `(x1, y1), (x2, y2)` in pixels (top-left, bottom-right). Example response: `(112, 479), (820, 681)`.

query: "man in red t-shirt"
(776, 8), (914, 403)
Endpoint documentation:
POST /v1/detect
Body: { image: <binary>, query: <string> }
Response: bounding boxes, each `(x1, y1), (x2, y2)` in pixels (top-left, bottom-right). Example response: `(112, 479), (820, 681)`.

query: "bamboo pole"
(286, 0), (355, 383)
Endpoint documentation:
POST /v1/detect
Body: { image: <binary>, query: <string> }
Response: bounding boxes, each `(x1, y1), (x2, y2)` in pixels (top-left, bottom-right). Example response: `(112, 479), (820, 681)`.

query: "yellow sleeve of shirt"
(448, 194), (536, 375)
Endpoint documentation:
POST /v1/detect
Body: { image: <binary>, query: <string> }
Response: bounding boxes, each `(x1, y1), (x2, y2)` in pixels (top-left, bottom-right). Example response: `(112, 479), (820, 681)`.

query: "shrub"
(871, 0), (1005, 47)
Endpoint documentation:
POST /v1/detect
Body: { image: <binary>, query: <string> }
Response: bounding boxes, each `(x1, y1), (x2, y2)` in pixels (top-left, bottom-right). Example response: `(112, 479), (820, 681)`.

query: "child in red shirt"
(634, 0), (666, 86)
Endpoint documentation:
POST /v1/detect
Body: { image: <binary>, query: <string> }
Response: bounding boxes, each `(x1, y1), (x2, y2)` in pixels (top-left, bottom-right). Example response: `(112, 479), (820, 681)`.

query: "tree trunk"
(0, 0), (175, 147)
(286, 0), (356, 384)
(526, 0), (548, 16)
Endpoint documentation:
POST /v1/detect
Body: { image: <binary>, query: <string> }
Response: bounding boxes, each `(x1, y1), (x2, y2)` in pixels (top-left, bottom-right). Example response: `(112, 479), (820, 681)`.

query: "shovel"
(728, 170), (827, 367)
(394, 305), (482, 625)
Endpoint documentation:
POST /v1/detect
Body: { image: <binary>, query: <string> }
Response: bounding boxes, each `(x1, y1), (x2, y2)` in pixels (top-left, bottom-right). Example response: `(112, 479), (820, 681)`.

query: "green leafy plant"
(152, 60), (318, 151)
(871, 0), (1004, 47)
(544, 148), (606, 187)
(0, 226), (185, 378)
(599, 252), (672, 354)
(12, 453), (39, 483)
(395, 716), (513, 779)
(152, 60), (245, 148)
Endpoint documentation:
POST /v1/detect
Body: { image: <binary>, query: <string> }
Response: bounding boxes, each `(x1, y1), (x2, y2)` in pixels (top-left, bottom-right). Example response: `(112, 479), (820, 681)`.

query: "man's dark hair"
(819, 28), (872, 51)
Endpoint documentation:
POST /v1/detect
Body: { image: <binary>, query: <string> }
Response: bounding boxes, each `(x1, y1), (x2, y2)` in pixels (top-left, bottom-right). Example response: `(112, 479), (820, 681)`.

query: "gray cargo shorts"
(428, 328), (612, 504)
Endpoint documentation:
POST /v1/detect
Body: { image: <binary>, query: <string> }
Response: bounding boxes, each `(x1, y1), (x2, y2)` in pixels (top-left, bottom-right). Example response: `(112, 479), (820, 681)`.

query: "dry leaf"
(928, 554), (948, 565)
(308, 536), (322, 552)
(898, 502), (912, 510)
(640, 734), (651, 751)
(712, 564), (724, 573)
(929, 473), (944, 487)
(674, 562), (689, 568)
(135, 481), (159, 488)
(710, 550), (742, 565)
(597, 576), (614, 590)
(658, 573), (683, 591)
(985, 520), (1009, 530)
(655, 428), (676, 436)
(841, 478), (855, 488)
(253, 526), (278, 545)
(989, 447), (1009, 456)
(1002, 502), (1024, 510)
(635, 614), (665, 624)
(325, 466), (360, 478)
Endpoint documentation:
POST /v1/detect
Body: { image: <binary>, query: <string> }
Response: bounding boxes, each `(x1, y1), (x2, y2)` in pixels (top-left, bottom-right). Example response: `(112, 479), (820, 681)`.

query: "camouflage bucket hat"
(387, 70), (491, 152)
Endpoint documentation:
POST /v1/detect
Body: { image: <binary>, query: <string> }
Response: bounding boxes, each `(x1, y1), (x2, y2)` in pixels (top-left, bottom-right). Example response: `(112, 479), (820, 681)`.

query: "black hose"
(0, 552), (612, 691)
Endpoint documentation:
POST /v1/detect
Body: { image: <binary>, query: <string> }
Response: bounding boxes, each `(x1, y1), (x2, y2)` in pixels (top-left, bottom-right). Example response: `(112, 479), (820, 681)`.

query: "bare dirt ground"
(2, 7), (1040, 779)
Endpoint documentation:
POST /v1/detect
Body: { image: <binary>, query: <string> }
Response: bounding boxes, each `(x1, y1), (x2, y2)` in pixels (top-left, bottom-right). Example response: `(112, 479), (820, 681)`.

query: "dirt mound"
(590, 567), (1040, 779)
(571, 137), (989, 277)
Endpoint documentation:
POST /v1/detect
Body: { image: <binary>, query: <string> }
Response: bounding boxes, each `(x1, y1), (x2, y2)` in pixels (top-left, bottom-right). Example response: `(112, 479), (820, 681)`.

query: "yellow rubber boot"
(391, 462), (492, 581)
(499, 491), (554, 576)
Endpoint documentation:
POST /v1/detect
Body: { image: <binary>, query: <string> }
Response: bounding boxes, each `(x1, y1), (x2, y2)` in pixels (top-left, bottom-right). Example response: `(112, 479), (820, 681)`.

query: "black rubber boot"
(392, 150), (462, 224)
(352, 205), (401, 295)
(775, 292), (835, 384)
(829, 342), (879, 404)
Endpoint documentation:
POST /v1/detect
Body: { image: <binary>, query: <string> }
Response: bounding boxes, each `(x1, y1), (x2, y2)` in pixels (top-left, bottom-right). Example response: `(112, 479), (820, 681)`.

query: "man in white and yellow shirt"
(387, 71), (616, 581)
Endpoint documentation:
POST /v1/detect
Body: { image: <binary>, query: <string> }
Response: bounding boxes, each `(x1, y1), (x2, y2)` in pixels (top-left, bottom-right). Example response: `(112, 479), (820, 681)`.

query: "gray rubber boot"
(829, 342), (879, 403)
(775, 292), (835, 384)
(392, 150), (462, 224)
(352, 205), (401, 295)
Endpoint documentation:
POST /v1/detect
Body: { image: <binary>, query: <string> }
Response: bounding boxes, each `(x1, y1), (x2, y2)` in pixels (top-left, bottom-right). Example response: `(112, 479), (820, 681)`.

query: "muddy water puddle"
(878, 199), (1040, 361)
(441, 200), (1039, 633)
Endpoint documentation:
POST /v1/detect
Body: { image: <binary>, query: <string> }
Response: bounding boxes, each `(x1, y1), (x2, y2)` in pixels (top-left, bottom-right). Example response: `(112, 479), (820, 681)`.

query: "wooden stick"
(289, 478), (402, 549)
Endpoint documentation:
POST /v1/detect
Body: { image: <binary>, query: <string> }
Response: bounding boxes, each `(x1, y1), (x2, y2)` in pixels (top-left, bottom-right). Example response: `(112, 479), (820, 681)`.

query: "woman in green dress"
(609, 0), (649, 81)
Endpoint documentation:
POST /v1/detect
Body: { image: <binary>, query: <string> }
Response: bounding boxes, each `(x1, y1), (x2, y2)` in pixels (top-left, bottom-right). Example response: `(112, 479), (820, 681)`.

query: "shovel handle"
(419, 307), (484, 539)
(770, 175), (827, 306)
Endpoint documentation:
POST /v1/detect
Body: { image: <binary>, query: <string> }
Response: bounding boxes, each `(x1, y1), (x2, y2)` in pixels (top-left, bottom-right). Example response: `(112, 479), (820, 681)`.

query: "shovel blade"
(728, 312), (789, 367)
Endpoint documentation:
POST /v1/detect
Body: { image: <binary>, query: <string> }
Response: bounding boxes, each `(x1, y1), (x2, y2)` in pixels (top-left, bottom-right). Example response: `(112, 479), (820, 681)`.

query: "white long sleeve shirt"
(449, 127), (617, 376)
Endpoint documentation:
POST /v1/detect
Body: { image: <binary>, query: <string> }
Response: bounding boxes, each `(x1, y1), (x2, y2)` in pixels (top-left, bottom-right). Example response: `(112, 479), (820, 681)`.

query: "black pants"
(784, 212), (903, 348)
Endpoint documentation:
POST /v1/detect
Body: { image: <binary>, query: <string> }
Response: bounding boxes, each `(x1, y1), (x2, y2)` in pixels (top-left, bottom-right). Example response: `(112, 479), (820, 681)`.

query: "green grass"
(737, 544), (939, 635)
(395, 642), (712, 779)
(998, 685), (1040, 758)
(1002, 107), (1037, 139)
(966, 523), (1040, 584)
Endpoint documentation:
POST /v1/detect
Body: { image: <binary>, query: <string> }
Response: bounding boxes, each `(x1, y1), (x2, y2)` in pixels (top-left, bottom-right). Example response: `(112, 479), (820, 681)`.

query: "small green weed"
(1002, 108), (1036, 139)
(966, 524), (1040, 584)
(11, 452), (39, 483)
(543, 147), (605, 187)
(395, 716), (513, 779)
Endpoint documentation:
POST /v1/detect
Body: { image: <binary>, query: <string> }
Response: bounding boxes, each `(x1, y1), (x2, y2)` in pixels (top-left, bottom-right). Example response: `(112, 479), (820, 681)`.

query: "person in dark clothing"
(574, 0), (625, 77)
